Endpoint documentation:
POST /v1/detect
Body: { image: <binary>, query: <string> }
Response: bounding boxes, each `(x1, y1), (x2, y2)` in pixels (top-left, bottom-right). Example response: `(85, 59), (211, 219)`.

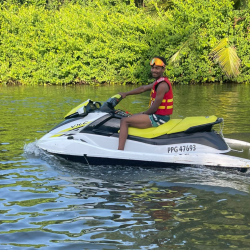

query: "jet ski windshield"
(64, 99), (101, 119)
(64, 94), (123, 119)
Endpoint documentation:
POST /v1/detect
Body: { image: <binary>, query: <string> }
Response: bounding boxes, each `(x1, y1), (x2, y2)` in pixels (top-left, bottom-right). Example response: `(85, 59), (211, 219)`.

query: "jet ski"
(36, 94), (250, 171)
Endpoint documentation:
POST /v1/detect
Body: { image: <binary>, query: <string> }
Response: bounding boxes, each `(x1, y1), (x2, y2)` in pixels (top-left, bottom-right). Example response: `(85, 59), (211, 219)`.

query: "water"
(1, 84), (250, 249)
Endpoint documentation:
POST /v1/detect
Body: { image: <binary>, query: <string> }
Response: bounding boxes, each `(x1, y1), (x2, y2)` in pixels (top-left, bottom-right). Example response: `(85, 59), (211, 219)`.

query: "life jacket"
(149, 77), (173, 116)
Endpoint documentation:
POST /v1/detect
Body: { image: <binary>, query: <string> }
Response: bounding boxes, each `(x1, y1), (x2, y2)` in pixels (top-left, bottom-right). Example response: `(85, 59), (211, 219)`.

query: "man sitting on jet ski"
(118, 56), (174, 150)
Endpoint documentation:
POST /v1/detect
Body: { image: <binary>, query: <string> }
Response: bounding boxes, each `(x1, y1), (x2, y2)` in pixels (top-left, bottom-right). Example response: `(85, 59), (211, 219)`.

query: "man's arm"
(119, 83), (153, 99)
(143, 82), (169, 115)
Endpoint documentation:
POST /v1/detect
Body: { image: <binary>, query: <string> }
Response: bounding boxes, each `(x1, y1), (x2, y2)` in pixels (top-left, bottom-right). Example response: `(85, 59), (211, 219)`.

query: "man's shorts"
(149, 114), (170, 127)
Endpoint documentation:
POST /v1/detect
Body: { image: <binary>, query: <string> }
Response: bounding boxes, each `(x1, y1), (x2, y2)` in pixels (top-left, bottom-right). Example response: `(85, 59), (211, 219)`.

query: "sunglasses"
(150, 58), (165, 67)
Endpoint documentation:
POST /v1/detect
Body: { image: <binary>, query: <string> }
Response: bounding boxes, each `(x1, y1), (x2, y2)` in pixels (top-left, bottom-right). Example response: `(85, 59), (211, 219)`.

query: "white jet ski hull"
(36, 96), (250, 170)
(37, 133), (250, 169)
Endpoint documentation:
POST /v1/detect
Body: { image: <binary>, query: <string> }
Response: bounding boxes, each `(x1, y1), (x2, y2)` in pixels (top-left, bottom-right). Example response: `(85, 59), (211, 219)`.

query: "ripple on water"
(2, 142), (242, 249)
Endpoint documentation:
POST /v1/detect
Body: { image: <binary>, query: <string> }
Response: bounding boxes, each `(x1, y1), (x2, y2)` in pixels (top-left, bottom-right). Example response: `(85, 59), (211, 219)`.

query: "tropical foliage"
(165, 0), (250, 84)
(210, 38), (241, 78)
(0, 0), (249, 85)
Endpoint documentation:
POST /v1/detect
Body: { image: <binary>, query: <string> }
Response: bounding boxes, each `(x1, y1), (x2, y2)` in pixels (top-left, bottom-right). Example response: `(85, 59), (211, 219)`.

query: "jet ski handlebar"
(100, 94), (123, 112)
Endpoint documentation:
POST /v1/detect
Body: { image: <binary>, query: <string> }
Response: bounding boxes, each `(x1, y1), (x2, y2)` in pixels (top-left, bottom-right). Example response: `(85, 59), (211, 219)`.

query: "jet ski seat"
(127, 115), (221, 139)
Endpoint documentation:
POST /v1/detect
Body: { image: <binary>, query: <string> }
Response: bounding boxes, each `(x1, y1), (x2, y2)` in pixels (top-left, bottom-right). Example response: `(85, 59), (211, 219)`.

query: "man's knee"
(121, 117), (134, 128)
(120, 117), (129, 126)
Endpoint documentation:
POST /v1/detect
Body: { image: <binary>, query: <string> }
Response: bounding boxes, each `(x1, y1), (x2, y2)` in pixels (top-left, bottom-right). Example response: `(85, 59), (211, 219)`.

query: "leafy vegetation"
(210, 38), (241, 78)
(0, 0), (249, 85)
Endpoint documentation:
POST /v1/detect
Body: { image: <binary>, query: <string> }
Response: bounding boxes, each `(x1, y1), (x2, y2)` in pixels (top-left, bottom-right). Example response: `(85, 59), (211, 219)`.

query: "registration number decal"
(168, 145), (196, 153)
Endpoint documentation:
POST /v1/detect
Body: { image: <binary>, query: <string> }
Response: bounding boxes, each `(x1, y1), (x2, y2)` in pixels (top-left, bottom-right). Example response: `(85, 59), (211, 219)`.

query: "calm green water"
(1, 84), (250, 249)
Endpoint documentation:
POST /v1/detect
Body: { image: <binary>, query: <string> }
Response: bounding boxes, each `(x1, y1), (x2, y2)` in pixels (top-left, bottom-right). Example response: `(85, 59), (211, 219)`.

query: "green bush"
(162, 0), (250, 84)
(0, 0), (249, 85)
(0, 1), (158, 84)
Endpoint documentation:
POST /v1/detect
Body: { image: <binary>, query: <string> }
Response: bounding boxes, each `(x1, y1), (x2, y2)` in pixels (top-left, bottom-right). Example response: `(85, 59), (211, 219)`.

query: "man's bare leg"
(118, 114), (152, 150)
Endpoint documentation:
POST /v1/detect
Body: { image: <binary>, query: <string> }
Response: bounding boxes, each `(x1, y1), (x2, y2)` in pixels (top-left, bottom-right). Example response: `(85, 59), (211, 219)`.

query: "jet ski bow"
(36, 94), (250, 170)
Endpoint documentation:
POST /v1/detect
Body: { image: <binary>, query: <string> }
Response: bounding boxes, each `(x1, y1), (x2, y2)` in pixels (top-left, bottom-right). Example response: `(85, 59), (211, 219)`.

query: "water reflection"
(1, 84), (250, 249)
(1, 155), (250, 249)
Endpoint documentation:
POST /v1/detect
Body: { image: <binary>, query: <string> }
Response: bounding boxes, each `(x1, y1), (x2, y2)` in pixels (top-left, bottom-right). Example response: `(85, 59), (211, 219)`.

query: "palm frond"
(214, 46), (241, 78)
(169, 50), (180, 64)
(210, 38), (241, 78)
(210, 38), (228, 57)
(169, 38), (190, 65)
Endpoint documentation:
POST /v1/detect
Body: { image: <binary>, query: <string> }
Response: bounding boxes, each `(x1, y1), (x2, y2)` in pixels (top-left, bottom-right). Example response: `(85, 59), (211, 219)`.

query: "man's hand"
(119, 92), (127, 99)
